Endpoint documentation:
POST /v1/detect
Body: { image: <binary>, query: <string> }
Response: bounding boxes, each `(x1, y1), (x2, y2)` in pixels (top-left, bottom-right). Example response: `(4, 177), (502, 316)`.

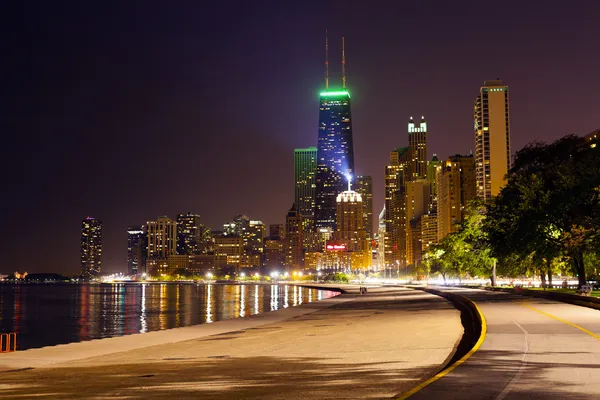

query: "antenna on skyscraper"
(325, 30), (329, 89)
(342, 36), (346, 89)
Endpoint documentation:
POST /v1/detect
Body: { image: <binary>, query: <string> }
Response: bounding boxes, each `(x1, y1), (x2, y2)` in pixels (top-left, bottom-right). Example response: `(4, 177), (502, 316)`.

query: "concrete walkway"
(0, 286), (462, 399)
(410, 287), (600, 400)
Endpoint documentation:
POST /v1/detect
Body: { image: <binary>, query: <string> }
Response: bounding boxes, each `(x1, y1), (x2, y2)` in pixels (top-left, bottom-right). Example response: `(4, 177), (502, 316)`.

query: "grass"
(523, 287), (600, 297)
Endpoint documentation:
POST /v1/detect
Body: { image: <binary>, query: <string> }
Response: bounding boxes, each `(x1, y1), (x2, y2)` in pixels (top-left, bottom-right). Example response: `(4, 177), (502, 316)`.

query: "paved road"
(408, 286), (600, 400)
(0, 286), (462, 399)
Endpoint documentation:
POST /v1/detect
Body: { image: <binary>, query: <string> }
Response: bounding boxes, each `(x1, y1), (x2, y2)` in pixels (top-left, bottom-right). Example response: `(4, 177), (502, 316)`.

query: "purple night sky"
(3, 1), (599, 275)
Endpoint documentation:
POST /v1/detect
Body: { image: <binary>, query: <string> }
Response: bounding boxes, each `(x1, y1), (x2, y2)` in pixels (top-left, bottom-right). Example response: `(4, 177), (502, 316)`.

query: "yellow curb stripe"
(395, 297), (487, 400)
(518, 302), (600, 341)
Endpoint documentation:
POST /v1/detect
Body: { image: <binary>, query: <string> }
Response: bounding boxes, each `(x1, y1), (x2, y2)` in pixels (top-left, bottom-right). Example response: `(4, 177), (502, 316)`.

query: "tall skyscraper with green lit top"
(315, 35), (355, 231)
(315, 90), (355, 231)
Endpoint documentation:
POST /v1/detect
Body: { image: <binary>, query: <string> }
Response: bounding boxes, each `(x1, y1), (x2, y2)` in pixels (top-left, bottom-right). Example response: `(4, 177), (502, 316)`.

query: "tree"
(486, 135), (600, 288)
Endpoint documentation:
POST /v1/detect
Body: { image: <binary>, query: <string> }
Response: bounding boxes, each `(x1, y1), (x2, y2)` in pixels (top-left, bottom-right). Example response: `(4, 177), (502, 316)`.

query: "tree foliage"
(485, 135), (600, 287)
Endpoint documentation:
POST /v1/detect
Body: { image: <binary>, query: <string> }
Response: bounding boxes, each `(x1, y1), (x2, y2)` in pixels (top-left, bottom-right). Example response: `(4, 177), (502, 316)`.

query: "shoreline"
(0, 285), (464, 399)
(0, 286), (351, 372)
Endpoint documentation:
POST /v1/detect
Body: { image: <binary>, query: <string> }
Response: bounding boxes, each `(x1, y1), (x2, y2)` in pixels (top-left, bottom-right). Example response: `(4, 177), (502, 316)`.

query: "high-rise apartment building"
(146, 216), (177, 259)
(176, 213), (204, 255)
(285, 204), (303, 269)
(408, 116), (428, 180)
(127, 226), (146, 276)
(245, 220), (266, 254)
(81, 217), (102, 279)
(405, 180), (430, 266)
(436, 155), (477, 240)
(294, 147), (317, 220)
(384, 147), (411, 267)
(355, 175), (373, 238)
(474, 80), (511, 202)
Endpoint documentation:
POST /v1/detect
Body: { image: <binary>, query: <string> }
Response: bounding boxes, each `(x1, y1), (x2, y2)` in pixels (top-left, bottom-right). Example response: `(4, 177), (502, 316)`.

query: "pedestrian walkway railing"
(0, 333), (17, 352)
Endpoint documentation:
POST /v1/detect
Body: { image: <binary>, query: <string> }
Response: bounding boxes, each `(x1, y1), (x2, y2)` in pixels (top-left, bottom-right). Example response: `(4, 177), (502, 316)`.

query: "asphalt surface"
(409, 286), (600, 400)
(0, 286), (462, 399)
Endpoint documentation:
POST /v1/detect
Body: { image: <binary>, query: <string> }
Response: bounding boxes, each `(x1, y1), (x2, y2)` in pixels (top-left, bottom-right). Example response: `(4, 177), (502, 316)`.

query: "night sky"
(3, 1), (599, 275)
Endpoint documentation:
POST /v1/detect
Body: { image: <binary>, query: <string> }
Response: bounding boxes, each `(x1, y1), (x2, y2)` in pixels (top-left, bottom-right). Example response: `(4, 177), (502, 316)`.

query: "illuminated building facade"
(315, 90), (355, 230)
(264, 237), (285, 267)
(294, 147), (317, 221)
(146, 216), (177, 259)
(176, 213), (204, 255)
(333, 188), (370, 270)
(355, 175), (373, 238)
(127, 226), (146, 276)
(214, 235), (243, 268)
(80, 217), (102, 279)
(285, 204), (303, 269)
(474, 80), (511, 202)
(384, 147), (411, 267)
(245, 221), (266, 254)
(436, 155), (476, 240)
(409, 116), (428, 179)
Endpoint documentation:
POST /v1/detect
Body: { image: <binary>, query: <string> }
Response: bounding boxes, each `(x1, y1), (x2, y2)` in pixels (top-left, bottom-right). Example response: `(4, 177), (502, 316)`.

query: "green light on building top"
(320, 91), (350, 98)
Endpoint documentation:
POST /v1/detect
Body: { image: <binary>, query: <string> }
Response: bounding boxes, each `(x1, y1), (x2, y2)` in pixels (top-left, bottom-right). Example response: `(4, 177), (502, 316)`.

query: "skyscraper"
(146, 216), (177, 259)
(474, 80), (511, 202)
(294, 147), (317, 221)
(437, 155), (476, 240)
(408, 116), (428, 180)
(333, 186), (370, 270)
(384, 147), (411, 267)
(80, 217), (102, 279)
(176, 213), (203, 255)
(355, 175), (373, 238)
(285, 204), (303, 269)
(127, 226), (146, 276)
(315, 36), (355, 231)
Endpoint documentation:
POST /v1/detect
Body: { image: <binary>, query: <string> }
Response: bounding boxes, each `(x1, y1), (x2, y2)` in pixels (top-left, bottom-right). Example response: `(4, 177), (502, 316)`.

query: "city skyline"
(3, 1), (600, 274)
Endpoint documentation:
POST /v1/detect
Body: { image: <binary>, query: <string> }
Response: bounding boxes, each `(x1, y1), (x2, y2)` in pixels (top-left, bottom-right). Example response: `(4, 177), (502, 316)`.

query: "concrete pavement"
(407, 287), (600, 400)
(0, 286), (463, 399)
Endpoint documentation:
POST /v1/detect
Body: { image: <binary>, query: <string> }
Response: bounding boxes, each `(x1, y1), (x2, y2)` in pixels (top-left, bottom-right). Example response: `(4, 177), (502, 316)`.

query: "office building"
(333, 186), (370, 270)
(147, 216), (177, 259)
(285, 204), (303, 269)
(80, 217), (102, 279)
(355, 175), (373, 238)
(474, 80), (511, 202)
(214, 235), (243, 268)
(127, 226), (146, 276)
(437, 155), (476, 240)
(408, 116), (428, 179)
(264, 237), (285, 268)
(176, 213), (204, 255)
(245, 220), (266, 254)
(315, 37), (355, 231)
(294, 147), (317, 220)
(384, 147), (411, 267)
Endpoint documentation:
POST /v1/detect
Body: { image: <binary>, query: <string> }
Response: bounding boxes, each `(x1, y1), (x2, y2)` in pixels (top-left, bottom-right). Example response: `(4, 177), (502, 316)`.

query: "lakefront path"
(0, 285), (462, 399)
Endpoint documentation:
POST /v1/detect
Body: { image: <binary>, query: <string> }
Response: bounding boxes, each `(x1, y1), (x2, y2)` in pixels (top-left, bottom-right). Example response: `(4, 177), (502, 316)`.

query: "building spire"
(325, 30), (329, 89)
(342, 36), (346, 89)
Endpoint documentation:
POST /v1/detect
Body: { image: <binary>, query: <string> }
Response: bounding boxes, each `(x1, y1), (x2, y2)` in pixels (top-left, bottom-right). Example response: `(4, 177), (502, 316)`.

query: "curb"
(395, 287), (487, 399)
(483, 287), (600, 311)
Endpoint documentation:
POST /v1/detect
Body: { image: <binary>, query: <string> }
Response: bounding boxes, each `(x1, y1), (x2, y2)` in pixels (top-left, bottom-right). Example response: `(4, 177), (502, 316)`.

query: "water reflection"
(0, 283), (338, 350)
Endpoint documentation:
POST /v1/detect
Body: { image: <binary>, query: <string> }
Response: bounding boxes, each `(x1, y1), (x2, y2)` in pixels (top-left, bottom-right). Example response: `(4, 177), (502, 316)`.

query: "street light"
(396, 260), (400, 280)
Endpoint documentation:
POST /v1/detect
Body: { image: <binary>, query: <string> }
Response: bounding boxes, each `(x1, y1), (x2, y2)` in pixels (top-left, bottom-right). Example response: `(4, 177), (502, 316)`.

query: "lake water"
(0, 283), (338, 350)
